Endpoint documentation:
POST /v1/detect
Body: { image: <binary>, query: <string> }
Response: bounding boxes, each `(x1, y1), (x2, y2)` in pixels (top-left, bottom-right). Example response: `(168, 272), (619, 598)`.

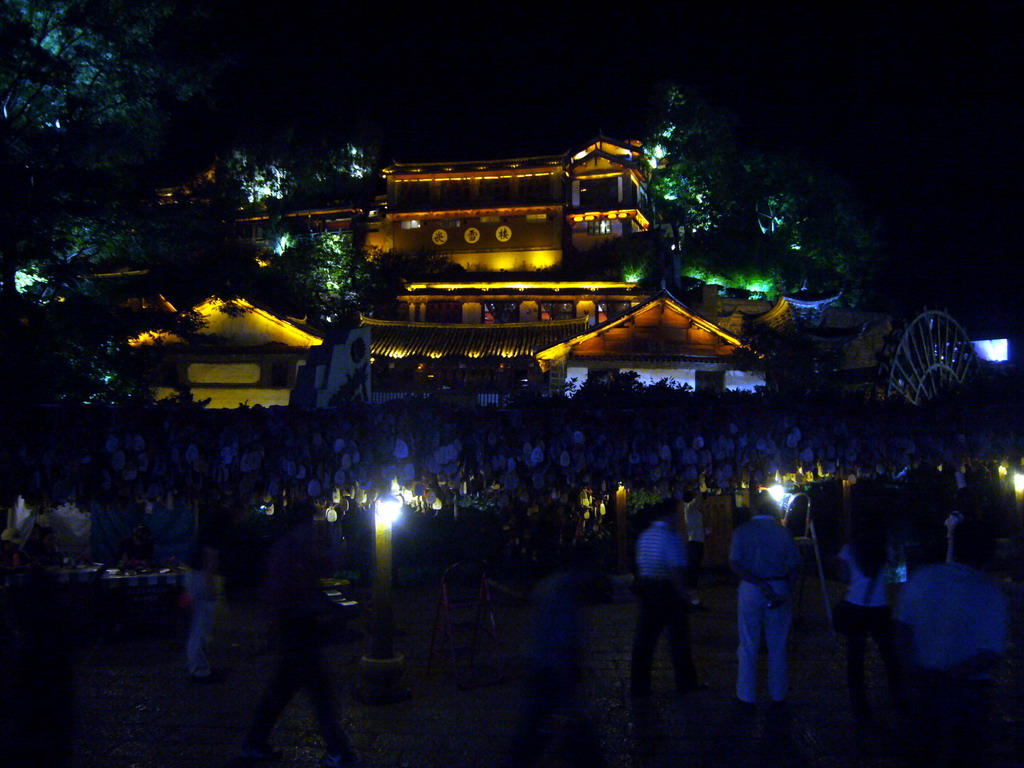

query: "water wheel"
(886, 309), (976, 404)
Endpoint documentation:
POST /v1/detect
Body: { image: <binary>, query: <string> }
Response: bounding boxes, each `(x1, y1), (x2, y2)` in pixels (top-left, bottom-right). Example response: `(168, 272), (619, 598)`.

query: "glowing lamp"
(1014, 474), (1024, 495)
(767, 484), (786, 504)
(376, 494), (402, 526)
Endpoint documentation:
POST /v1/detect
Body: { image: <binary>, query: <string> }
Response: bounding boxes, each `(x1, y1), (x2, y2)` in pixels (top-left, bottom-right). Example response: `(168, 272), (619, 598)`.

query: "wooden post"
(615, 484), (628, 573)
(840, 474), (853, 543)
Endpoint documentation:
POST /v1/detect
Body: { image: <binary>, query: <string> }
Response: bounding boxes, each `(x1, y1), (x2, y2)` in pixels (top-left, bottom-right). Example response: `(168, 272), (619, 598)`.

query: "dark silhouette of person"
(239, 500), (360, 768)
(503, 548), (604, 768)
(630, 498), (702, 695)
(117, 523), (154, 567)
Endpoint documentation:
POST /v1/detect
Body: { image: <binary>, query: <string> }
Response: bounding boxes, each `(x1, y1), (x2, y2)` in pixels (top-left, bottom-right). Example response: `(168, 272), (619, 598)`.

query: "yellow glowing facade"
(379, 135), (652, 272)
(134, 297), (323, 408)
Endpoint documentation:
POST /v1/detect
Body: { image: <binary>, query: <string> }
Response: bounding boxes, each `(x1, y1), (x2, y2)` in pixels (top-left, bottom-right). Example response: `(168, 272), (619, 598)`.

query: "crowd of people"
(1, 475), (1012, 768)
(607, 487), (1009, 768)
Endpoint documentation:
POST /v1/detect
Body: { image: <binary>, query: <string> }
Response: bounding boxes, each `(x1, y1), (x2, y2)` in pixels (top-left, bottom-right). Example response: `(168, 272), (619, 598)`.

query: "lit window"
(587, 219), (614, 235)
(400, 220), (422, 229)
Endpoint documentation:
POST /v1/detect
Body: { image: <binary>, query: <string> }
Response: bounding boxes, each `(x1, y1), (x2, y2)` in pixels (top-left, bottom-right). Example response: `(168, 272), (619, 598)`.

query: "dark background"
(180, 0), (1023, 336)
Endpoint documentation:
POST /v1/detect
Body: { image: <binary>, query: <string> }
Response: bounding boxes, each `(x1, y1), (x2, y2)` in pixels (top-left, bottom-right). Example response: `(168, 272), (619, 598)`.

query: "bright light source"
(767, 485), (786, 504)
(1014, 474), (1024, 495)
(325, 508), (338, 523)
(972, 339), (1008, 362)
(376, 494), (402, 526)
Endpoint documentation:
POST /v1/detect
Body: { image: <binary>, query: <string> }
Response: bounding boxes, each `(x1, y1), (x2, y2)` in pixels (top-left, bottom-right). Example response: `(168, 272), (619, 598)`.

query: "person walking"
(835, 515), (904, 721)
(239, 500), (360, 768)
(728, 490), (801, 709)
(503, 549), (604, 768)
(630, 498), (703, 696)
(184, 499), (231, 683)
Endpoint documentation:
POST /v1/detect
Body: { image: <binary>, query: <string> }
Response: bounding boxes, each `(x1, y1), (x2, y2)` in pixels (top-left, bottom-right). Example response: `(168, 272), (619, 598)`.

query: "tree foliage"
(646, 86), (881, 301)
(218, 121), (380, 211)
(0, 0), (216, 404)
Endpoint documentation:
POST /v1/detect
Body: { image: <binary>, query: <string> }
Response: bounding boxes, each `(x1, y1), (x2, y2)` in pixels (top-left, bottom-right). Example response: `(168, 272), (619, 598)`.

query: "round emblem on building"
(495, 225), (512, 242)
(431, 228), (448, 245)
(464, 227), (480, 244)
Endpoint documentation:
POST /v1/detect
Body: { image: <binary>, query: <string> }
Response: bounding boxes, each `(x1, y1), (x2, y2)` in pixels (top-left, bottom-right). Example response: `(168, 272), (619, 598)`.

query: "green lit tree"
(219, 121), (381, 212)
(646, 86), (880, 301)
(261, 232), (400, 326)
(0, 0), (216, 404)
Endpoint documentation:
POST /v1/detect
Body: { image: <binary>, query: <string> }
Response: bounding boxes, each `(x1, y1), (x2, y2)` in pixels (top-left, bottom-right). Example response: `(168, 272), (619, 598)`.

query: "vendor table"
(99, 569), (185, 588)
(98, 568), (186, 638)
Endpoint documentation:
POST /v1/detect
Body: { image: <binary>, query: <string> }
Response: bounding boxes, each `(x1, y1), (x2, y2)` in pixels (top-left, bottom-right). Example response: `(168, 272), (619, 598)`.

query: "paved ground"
(24, 571), (1024, 767)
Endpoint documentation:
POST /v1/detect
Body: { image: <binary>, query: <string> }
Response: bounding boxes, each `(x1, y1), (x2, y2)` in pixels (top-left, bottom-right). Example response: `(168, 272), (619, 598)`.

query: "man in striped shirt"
(630, 499), (702, 695)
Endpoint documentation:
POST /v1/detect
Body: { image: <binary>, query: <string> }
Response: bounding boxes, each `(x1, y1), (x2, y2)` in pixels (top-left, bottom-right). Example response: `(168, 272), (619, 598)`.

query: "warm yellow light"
(403, 281), (635, 291)
(1014, 474), (1024, 494)
(998, 465), (1007, 479)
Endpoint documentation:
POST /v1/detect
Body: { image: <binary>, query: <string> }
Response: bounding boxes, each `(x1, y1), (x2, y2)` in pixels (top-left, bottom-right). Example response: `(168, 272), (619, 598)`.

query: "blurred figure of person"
(630, 498), (703, 696)
(239, 500), (360, 768)
(503, 549), (604, 768)
(22, 513), (57, 560)
(184, 499), (231, 683)
(1, 527), (30, 571)
(117, 523), (154, 568)
(944, 486), (978, 563)
(682, 490), (709, 611)
(835, 514), (905, 722)
(896, 519), (1007, 768)
(728, 490), (801, 709)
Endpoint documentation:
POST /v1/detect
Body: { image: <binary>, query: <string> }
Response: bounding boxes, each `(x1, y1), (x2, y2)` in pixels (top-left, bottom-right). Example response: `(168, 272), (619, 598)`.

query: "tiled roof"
(360, 316), (590, 360)
(384, 154), (564, 175)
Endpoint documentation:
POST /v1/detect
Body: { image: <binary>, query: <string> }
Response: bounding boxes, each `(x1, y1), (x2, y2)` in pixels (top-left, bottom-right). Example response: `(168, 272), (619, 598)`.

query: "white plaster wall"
(724, 369), (765, 392)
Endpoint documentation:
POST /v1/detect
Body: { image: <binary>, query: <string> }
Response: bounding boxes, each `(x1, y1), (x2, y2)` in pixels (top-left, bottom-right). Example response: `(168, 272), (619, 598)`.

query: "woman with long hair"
(837, 516), (906, 722)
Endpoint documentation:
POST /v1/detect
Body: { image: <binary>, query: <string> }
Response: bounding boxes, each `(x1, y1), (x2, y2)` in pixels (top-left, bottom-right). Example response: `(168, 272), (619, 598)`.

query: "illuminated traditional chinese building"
(132, 297), (323, 408)
(355, 136), (767, 399)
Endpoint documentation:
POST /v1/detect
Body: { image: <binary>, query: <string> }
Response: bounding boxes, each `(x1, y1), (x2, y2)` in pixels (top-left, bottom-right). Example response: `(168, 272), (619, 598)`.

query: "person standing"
(835, 516), (904, 721)
(728, 490), (801, 708)
(895, 519), (1007, 768)
(240, 500), (360, 768)
(944, 486), (978, 563)
(184, 499), (230, 683)
(630, 499), (703, 696)
(682, 490), (708, 610)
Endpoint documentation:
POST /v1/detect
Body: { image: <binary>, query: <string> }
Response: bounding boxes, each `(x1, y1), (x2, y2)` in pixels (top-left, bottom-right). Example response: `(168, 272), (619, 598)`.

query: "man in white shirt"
(896, 519), (1007, 768)
(729, 491), (801, 707)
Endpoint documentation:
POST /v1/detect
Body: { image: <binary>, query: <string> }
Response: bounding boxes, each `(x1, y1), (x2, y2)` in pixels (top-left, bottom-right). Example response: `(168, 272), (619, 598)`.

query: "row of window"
(396, 300), (634, 324)
(400, 214), (549, 230)
(395, 175), (556, 206)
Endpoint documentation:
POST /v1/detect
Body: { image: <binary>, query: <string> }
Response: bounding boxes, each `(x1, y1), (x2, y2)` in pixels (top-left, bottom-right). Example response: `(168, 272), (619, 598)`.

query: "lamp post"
(357, 493), (408, 703)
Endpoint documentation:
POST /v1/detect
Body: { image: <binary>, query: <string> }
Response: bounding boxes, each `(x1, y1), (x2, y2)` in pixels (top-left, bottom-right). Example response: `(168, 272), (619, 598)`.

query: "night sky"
(194, 0), (1022, 336)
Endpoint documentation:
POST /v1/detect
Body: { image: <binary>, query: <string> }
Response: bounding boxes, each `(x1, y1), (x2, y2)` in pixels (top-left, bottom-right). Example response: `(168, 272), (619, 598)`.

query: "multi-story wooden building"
(352, 136), (763, 401)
